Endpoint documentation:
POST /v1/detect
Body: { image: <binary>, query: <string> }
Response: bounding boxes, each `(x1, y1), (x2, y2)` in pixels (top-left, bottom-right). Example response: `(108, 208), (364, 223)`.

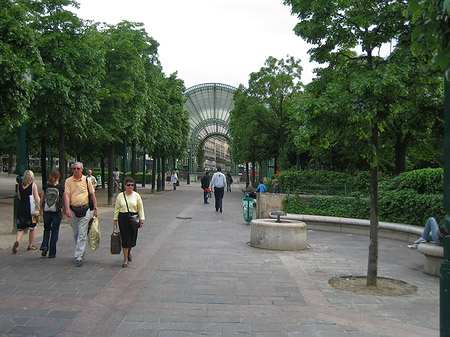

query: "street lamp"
(187, 148), (191, 185)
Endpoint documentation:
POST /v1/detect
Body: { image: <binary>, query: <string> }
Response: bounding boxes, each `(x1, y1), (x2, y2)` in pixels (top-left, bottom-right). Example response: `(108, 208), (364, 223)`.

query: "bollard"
(441, 219), (450, 337)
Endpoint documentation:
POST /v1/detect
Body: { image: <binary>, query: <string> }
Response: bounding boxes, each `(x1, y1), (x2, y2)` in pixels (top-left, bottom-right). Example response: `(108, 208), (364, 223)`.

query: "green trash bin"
(242, 196), (255, 224)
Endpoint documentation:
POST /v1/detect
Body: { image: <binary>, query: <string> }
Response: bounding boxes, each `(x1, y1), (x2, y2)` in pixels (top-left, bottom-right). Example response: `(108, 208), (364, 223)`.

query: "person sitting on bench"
(408, 217), (449, 249)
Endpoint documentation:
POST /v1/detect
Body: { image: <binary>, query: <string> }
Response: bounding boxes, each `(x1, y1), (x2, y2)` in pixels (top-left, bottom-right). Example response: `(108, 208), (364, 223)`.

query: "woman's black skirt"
(118, 212), (138, 248)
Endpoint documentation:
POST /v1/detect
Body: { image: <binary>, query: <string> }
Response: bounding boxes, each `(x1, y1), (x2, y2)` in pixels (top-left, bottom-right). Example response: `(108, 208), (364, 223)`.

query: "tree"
(285, 0), (408, 286)
(155, 73), (189, 171)
(28, 0), (104, 182)
(247, 56), (303, 171)
(0, 0), (40, 128)
(407, 0), (450, 215)
(408, 0), (450, 74)
(229, 85), (276, 183)
(96, 21), (159, 203)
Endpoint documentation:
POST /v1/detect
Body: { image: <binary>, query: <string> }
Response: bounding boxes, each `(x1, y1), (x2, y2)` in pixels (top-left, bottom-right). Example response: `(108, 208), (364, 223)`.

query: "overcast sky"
(74, 0), (318, 90)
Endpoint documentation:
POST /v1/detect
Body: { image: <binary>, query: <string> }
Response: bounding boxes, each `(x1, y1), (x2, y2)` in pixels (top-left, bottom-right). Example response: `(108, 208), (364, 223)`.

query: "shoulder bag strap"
(123, 192), (131, 215)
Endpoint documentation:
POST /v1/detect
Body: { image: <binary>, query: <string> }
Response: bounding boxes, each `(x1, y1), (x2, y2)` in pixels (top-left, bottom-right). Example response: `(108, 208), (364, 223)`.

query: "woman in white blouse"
(113, 177), (145, 268)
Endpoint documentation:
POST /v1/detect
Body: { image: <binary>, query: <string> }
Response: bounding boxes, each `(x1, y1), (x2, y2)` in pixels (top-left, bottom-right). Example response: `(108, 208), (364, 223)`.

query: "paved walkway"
(0, 176), (440, 336)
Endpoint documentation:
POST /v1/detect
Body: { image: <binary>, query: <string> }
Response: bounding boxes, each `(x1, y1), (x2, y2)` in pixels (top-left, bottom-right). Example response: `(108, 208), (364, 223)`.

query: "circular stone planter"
(250, 219), (307, 250)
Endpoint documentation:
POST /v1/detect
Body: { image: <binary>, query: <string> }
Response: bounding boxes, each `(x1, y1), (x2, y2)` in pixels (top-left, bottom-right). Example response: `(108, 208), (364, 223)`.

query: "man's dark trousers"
(214, 187), (225, 211)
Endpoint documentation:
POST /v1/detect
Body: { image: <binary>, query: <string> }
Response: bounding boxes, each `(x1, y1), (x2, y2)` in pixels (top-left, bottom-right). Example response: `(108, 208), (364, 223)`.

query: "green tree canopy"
(0, 0), (40, 129)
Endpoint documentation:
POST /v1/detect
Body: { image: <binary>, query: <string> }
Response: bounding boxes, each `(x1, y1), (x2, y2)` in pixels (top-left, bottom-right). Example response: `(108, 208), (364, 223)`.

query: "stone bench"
(269, 213), (445, 277)
(417, 243), (445, 276)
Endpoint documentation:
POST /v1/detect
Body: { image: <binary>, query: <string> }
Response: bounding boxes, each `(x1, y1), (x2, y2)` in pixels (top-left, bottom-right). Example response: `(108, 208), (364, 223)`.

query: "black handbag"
(110, 226), (121, 254)
(123, 192), (140, 230)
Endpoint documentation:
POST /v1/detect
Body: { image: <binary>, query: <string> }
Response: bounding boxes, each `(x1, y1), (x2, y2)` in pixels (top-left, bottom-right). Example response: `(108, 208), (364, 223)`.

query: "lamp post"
(187, 148), (191, 185)
(442, 64), (450, 337)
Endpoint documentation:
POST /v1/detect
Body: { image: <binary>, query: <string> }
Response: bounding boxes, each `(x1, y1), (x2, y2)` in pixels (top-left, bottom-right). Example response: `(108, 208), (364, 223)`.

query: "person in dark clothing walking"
(201, 171), (211, 204)
(210, 166), (227, 212)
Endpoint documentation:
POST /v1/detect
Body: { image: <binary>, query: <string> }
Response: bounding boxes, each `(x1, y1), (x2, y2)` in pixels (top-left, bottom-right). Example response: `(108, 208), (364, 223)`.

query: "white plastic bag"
(29, 194), (40, 216)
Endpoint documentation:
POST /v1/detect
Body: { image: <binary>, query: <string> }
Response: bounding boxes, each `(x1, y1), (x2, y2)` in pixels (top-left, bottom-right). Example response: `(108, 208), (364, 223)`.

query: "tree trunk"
(274, 157), (278, 175)
(367, 122), (379, 287)
(131, 140), (136, 180)
(251, 161), (256, 184)
(394, 132), (410, 174)
(58, 126), (66, 183)
(107, 144), (115, 205)
(152, 150), (156, 192)
(40, 136), (47, 186)
(100, 154), (106, 189)
(162, 157), (166, 190)
(246, 162), (249, 187)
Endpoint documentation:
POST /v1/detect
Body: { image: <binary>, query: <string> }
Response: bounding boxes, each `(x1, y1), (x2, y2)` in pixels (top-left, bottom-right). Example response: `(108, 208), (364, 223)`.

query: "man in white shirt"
(210, 166), (227, 212)
(87, 169), (98, 189)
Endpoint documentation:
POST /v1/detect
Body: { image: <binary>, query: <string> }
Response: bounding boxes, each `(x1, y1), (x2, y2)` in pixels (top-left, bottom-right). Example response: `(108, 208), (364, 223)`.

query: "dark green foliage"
(282, 168), (444, 226)
(279, 169), (370, 196)
(380, 168), (443, 194)
(283, 195), (370, 219)
(378, 190), (443, 226)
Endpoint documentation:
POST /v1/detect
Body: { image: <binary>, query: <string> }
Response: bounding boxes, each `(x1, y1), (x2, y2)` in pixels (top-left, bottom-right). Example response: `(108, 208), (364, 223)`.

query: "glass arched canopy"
(184, 83), (237, 150)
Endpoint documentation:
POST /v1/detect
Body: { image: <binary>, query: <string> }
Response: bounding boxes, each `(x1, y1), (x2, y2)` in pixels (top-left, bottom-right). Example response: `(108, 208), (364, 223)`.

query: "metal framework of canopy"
(183, 83), (237, 182)
(184, 82), (236, 150)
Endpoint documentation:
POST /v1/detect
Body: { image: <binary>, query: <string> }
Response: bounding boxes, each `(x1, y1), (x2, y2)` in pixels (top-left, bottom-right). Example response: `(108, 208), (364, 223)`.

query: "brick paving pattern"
(0, 175), (440, 336)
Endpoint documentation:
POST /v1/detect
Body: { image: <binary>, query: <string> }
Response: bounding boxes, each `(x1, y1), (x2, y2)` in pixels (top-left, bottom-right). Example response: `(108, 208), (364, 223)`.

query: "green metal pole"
(142, 149), (146, 187)
(47, 145), (52, 181)
(442, 64), (450, 337)
(187, 149), (191, 185)
(14, 124), (27, 233)
(157, 148), (161, 191)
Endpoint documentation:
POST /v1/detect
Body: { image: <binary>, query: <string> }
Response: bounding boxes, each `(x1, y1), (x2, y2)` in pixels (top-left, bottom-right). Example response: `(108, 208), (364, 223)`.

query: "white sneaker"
(414, 238), (427, 244)
(408, 243), (418, 249)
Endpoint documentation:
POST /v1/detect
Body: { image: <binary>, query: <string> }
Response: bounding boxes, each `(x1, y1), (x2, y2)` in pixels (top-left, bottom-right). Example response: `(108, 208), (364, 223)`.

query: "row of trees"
(229, 0), (448, 287)
(1, 0), (190, 203)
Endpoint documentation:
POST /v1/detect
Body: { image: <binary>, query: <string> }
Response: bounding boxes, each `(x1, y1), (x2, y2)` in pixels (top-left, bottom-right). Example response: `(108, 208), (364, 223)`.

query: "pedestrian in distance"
(408, 217), (449, 249)
(113, 177), (145, 268)
(39, 170), (65, 258)
(87, 169), (98, 190)
(13, 170), (40, 254)
(113, 167), (120, 192)
(201, 171), (211, 204)
(226, 172), (233, 192)
(64, 162), (98, 267)
(170, 170), (179, 190)
(256, 180), (267, 193)
(271, 175), (279, 194)
(210, 166), (227, 213)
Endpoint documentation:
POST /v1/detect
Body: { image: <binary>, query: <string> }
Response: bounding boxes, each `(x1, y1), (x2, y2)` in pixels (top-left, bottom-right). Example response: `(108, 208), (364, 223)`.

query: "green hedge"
(279, 169), (370, 196)
(281, 168), (445, 227)
(283, 195), (370, 219)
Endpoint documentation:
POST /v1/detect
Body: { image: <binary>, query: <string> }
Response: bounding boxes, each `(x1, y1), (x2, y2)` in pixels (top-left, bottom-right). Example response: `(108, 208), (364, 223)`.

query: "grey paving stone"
(0, 185), (441, 337)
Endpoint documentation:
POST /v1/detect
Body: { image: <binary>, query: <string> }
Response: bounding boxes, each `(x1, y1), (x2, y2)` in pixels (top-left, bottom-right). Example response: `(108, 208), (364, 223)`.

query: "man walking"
(201, 171), (211, 204)
(87, 169), (98, 190)
(210, 166), (226, 212)
(64, 162), (98, 267)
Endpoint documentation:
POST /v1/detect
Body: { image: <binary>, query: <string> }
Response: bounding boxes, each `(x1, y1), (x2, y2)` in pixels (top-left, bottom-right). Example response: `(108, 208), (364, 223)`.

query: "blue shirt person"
(256, 181), (267, 193)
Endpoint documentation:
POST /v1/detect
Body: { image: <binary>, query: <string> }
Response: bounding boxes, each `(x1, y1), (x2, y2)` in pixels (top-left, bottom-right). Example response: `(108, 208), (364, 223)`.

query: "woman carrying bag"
(14, 170), (40, 253)
(113, 177), (145, 268)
